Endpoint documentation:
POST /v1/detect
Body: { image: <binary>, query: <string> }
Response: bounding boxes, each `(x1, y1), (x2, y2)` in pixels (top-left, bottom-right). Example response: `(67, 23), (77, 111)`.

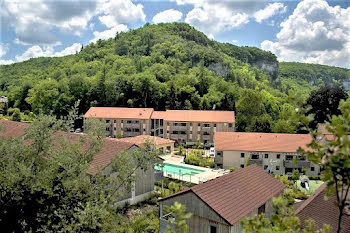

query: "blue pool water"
(155, 163), (205, 176)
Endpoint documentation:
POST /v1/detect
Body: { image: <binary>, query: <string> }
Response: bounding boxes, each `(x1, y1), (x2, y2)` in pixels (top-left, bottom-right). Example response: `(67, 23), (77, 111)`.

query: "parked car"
(209, 147), (215, 157)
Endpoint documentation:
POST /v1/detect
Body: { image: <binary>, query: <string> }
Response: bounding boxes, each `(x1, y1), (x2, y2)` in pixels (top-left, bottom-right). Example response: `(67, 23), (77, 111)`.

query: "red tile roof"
(116, 135), (174, 146)
(160, 164), (285, 225)
(296, 183), (350, 233)
(214, 132), (312, 152)
(0, 119), (134, 175)
(151, 111), (166, 119)
(84, 107), (154, 120)
(163, 110), (235, 123)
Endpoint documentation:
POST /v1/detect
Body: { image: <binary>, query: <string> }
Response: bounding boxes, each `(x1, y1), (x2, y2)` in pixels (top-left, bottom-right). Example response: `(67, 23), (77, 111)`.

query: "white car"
(209, 147), (215, 157)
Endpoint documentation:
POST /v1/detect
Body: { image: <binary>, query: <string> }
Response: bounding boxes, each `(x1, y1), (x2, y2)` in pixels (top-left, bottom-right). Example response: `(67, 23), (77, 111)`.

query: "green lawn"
(295, 180), (324, 194)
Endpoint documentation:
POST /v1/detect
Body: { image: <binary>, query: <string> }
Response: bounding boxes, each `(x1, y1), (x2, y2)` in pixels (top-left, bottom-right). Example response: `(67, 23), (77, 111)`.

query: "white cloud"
(184, 3), (249, 37)
(53, 43), (82, 57)
(261, 0), (350, 68)
(0, 44), (9, 58)
(254, 3), (287, 23)
(90, 25), (128, 43)
(15, 46), (55, 62)
(98, 0), (146, 28)
(2, 0), (98, 45)
(152, 9), (183, 24)
(0, 59), (14, 65)
(14, 43), (82, 63)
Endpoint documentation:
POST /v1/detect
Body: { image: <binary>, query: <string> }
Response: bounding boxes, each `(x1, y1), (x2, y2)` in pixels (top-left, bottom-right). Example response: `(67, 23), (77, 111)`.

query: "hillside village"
(0, 0), (350, 231)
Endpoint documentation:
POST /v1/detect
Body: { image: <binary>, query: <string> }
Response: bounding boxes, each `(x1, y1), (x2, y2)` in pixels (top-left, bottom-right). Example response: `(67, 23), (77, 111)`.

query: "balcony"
(123, 132), (141, 137)
(249, 158), (263, 166)
(171, 125), (187, 131)
(284, 160), (311, 168)
(202, 135), (211, 140)
(123, 123), (140, 129)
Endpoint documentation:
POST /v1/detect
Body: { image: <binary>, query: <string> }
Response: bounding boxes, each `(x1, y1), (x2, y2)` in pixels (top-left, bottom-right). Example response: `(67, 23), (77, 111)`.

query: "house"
(158, 164), (285, 233)
(0, 119), (156, 205)
(84, 107), (235, 146)
(117, 135), (175, 154)
(214, 132), (320, 176)
(296, 183), (350, 233)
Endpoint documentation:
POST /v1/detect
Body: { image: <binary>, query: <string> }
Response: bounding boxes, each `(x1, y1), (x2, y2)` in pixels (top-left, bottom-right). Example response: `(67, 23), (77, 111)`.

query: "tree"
(11, 108), (21, 122)
(166, 202), (192, 233)
(304, 86), (348, 129)
(241, 190), (331, 233)
(0, 114), (159, 232)
(300, 97), (350, 233)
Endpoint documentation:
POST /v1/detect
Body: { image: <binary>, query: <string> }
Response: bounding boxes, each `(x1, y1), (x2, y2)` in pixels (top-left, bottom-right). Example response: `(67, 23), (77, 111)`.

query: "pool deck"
(159, 155), (229, 184)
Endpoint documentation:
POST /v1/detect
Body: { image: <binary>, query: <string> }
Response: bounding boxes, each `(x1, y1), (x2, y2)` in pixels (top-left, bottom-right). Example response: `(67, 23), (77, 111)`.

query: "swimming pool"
(154, 163), (205, 176)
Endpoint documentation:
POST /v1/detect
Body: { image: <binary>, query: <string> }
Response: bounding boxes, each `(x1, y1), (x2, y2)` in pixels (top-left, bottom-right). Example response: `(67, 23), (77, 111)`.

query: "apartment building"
(214, 132), (320, 176)
(84, 107), (154, 137)
(152, 110), (235, 146)
(84, 107), (235, 146)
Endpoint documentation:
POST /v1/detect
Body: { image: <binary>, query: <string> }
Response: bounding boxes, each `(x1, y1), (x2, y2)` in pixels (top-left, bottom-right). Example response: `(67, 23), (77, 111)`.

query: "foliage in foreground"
(301, 97), (350, 233)
(0, 115), (159, 232)
(241, 190), (331, 233)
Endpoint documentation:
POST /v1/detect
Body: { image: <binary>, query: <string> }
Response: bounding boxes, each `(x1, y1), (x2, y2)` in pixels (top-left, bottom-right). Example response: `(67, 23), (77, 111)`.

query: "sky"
(0, 0), (349, 68)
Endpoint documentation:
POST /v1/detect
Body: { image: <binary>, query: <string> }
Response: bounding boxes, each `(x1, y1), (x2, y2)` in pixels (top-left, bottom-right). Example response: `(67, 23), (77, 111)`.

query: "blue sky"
(0, 0), (349, 68)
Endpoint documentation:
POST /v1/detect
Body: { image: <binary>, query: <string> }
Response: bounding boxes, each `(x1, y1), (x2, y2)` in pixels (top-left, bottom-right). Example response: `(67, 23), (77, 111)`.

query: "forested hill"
(279, 62), (350, 87)
(0, 23), (349, 133)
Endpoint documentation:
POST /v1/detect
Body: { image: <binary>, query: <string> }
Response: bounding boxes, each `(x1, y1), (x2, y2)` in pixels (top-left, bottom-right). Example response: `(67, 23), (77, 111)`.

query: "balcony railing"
(284, 160), (311, 168)
(123, 123), (140, 129)
(171, 125), (187, 131)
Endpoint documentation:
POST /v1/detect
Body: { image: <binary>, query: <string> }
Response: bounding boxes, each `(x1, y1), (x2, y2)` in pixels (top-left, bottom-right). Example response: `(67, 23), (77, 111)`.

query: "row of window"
(106, 120), (140, 124)
(241, 152), (281, 159)
(239, 164), (315, 172)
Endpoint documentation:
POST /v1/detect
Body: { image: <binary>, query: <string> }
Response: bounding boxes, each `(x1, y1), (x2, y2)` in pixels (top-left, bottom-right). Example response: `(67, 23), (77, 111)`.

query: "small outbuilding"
(159, 164), (285, 233)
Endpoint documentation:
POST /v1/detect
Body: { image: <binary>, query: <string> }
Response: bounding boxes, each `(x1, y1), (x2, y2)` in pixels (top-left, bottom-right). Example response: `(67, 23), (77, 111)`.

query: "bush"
(184, 150), (214, 168)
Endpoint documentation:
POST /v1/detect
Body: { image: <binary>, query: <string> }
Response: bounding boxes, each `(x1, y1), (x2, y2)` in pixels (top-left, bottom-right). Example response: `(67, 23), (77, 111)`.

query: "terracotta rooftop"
(84, 107), (235, 123)
(162, 110), (235, 123)
(214, 132), (312, 153)
(160, 164), (284, 225)
(116, 135), (174, 146)
(84, 107), (154, 120)
(151, 111), (166, 119)
(0, 119), (134, 175)
(296, 183), (350, 233)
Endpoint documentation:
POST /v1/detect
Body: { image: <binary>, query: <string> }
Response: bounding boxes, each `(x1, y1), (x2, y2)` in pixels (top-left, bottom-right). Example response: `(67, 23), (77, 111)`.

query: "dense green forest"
(0, 23), (349, 132)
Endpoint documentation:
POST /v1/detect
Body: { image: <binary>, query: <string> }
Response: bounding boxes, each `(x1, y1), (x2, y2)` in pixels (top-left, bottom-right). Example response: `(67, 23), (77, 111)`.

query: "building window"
(265, 154), (268, 159)
(277, 154), (280, 159)
(210, 225), (217, 233)
(106, 120), (110, 123)
(143, 128), (146, 132)
(241, 153), (245, 158)
(258, 204), (266, 214)
(251, 154), (259, 159)
(311, 167), (315, 171)
(114, 127), (116, 131)
(264, 165), (268, 170)
(240, 164), (244, 168)
(276, 166), (280, 171)
(229, 123), (233, 127)
(214, 124), (216, 127)
(190, 123), (192, 126)
(203, 123), (210, 127)
(286, 155), (294, 160)
(216, 151), (222, 157)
